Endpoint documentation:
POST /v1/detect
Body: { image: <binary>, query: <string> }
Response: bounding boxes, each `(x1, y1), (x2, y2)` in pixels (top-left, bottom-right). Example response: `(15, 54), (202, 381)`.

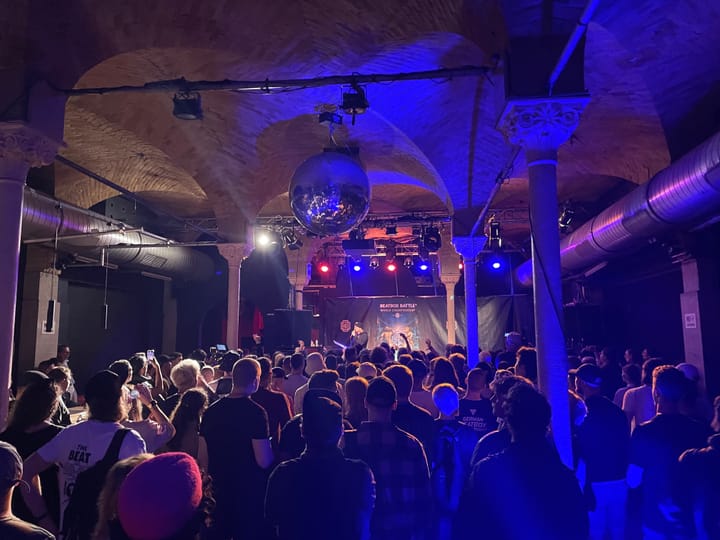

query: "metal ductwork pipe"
(22, 187), (216, 281)
(516, 130), (720, 285)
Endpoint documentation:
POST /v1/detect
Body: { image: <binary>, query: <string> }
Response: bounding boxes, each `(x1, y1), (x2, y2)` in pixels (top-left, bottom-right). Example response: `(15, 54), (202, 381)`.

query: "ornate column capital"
(218, 242), (251, 268)
(497, 96), (589, 154)
(452, 235), (487, 261)
(0, 122), (63, 176)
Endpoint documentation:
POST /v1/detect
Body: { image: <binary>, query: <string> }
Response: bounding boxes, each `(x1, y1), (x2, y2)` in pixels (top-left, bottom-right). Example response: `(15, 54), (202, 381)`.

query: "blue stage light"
(491, 260), (502, 270)
(352, 263), (362, 272)
(419, 263), (429, 271)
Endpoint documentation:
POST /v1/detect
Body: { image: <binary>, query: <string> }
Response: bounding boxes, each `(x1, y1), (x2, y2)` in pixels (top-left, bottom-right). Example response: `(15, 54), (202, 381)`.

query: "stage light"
(256, 231), (272, 247)
(488, 254), (504, 270)
(403, 257), (413, 268)
(419, 263), (429, 271)
(559, 203), (575, 232)
(488, 220), (502, 250)
(458, 260), (464, 270)
(281, 228), (303, 250)
(341, 84), (369, 125)
(369, 257), (380, 270)
(352, 263), (362, 272)
(387, 262), (397, 272)
(319, 262), (330, 273)
(423, 226), (442, 252)
(172, 92), (203, 120)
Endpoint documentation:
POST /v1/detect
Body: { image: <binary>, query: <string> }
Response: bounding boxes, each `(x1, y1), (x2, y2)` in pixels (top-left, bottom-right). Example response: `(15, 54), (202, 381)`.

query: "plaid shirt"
(344, 421), (431, 540)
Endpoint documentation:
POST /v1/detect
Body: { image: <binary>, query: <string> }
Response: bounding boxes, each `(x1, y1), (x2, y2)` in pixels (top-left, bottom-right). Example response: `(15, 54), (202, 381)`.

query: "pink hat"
(118, 453), (202, 540)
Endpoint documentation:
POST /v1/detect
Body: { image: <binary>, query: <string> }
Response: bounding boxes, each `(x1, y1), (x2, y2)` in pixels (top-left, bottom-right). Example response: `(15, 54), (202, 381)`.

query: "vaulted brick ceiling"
(4, 0), (719, 245)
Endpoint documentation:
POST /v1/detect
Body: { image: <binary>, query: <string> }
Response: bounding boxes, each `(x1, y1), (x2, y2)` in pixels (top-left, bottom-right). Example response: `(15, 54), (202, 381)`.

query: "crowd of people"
(0, 335), (719, 540)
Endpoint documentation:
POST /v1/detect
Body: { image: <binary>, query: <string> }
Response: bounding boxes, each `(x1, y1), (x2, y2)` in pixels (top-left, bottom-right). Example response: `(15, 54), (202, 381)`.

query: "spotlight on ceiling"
(172, 92), (203, 120)
(488, 220), (502, 250)
(281, 228), (303, 250)
(256, 230), (277, 248)
(458, 260), (464, 270)
(318, 261), (330, 274)
(387, 262), (397, 272)
(341, 84), (369, 125)
(423, 226), (442, 252)
(418, 262), (429, 271)
(559, 203), (576, 233)
(369, 257), (380, 270)
(488, 254), (504, 271)
(403, 257), (413, 268)
(352, 262), (362, 272)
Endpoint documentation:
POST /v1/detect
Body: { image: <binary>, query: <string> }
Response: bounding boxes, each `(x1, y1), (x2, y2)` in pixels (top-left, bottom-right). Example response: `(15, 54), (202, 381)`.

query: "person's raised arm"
(136, 383), (176, 441)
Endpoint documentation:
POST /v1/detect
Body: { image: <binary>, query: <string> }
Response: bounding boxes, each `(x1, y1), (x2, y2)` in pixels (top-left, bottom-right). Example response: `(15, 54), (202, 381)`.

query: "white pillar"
(0, 123), (60, 428)
(440, 274), (460, 344)
(453, 236), (487, 368)
(218, 243), (250, 350)
(498, 97), (587, 467)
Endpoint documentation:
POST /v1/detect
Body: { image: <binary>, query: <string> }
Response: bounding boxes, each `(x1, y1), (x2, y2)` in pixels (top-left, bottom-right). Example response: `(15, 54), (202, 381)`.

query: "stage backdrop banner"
(324, 297), (448, 351)
(454, 294), (534, 352)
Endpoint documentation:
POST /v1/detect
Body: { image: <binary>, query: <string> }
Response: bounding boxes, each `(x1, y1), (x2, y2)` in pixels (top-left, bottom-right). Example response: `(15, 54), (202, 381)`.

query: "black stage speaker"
(264, 309), (312, 351)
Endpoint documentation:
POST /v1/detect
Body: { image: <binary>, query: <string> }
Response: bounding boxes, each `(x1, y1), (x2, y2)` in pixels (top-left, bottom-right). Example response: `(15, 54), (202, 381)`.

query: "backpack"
(62, 429), (130, 540)
(431, 423), (465, 512)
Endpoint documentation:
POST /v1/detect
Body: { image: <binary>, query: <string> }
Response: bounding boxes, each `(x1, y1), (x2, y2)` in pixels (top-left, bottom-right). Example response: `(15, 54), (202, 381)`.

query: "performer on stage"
(349, 322), (369, 353)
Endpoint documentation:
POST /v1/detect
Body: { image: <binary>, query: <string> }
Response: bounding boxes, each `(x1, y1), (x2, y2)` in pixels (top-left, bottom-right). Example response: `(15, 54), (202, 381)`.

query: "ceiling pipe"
(547, 0), (601, 96)
(55, 66), (492, 97)
(516, 130), (720, 285)
(22, 187), (216, 281)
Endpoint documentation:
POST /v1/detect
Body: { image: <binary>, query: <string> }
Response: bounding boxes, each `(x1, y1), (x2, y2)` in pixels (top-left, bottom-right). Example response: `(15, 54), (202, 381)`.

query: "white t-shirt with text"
(37, 419), (146, 523)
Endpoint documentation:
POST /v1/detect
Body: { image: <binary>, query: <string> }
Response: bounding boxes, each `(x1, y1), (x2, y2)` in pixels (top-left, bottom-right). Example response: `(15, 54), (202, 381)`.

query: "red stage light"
(387, 262), (397, 272)
(458, 261), (464, 270)
(319, 263), (330, 273)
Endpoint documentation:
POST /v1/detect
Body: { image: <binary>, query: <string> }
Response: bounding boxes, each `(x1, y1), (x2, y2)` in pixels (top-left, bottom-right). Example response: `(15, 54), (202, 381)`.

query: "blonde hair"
(170, 359), (201, 393)
(93, 453), (154, 540)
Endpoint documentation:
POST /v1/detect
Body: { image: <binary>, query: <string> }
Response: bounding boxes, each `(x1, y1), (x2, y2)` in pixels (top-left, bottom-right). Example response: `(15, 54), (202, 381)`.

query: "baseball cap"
(0, 442), (23, 488)
(85, 370), (122, 402)
(365, 376), (397, 408)
(571, 363), (602, 387)
(118, 453), (203, 540)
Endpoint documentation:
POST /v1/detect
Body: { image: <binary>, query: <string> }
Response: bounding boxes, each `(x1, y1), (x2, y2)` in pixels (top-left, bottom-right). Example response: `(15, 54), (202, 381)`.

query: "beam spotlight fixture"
(256, 229), (279, 248)
(281, 228), (303, 250)
(352, 262), (362, 272)
(318, 261), (330, 274)
(369, 257), (380, 270)
(172, 92), (203, 120)
(386, 262), (397, 272)
(423, 226), (442, 252)
(403, 257), (413, 268)
(418, 262), (429, 271)
(488, 254), (504, 271)
(488, 220), (502, 250)
(341, 84), (369, 125)
(559, 203), (575, 233)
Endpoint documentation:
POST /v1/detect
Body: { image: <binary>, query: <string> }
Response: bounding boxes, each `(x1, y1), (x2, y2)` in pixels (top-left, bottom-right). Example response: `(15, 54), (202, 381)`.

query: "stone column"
(452, 236), (487, 368)
(218, 243), (250, 350)
(437, 235), (461, 345)
(498, 96), (587, 467)
(680, 258), (720, 398)
(0, 122), (60, 428)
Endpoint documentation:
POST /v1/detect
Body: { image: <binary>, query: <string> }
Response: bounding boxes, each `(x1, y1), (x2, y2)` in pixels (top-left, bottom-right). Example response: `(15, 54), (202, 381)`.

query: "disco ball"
(289, 152), (370, 236)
